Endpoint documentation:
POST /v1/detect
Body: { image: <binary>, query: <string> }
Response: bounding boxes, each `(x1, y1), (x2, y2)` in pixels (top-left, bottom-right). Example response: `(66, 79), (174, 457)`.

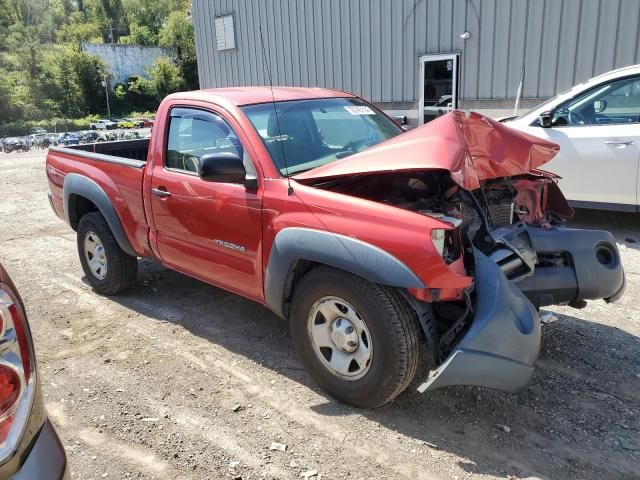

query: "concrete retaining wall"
(82, 43), (177, 85)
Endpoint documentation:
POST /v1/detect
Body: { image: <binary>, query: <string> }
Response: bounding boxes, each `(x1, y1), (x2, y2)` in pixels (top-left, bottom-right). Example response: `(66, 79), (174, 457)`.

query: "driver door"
(527, 75), (640, 208)
(149, 106), (264, 301)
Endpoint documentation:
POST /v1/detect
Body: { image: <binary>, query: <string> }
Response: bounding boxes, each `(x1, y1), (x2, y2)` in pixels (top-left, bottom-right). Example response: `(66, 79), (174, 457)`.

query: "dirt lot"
(0, 149), (638, 480)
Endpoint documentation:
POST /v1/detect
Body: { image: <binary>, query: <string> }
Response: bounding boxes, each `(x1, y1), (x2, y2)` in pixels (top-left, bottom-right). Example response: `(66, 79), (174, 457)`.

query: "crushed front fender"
(418, 248), (541, 394)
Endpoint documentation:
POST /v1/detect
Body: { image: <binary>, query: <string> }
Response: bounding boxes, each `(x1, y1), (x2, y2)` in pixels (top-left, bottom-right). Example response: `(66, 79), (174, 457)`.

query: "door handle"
(604, 140), (634, 146)
(152, 187), (172, 198)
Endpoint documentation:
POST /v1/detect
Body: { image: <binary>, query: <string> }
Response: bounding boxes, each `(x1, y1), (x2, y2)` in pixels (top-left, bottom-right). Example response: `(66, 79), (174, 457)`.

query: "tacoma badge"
(214, 239), (246, 253)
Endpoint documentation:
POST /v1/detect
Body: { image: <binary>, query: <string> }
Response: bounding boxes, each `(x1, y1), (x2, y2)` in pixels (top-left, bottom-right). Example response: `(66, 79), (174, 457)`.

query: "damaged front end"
(418, 172), (625, 394)
(297, 111), (625, 396)
(418, 247), (540, 393)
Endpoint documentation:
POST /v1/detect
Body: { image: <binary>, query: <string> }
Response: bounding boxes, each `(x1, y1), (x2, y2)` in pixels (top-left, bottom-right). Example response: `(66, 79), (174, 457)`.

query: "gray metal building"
(192, 0), (640, 123)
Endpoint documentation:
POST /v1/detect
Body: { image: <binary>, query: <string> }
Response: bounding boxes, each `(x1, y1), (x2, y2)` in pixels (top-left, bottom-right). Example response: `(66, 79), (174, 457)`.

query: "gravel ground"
(0, 149), (638, 480)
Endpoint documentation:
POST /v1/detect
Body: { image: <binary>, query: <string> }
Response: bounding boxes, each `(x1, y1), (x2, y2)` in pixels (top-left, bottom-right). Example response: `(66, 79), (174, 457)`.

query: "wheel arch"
(63, 173), (137, 257)
(265, 228), (424, 319)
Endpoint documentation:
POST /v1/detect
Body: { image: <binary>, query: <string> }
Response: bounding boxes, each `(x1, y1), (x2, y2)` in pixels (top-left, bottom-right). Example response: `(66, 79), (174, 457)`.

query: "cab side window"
(552, 76), (640, 127)
(166, 107), (245, 173)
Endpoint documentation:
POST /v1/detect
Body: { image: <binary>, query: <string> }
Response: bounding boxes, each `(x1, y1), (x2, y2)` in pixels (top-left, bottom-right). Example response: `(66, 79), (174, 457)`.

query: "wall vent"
(214, 14), (235, 51)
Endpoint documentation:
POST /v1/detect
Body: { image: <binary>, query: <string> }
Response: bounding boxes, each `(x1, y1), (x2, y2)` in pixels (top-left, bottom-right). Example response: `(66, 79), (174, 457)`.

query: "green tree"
(57, 13), (102, 50)
(147, 56), (183, 100)
(0, 0), (200, 131)
(121, 22), (155, 45)
(159, 11), (198, 89)
(99, 0), (127, 43)
(122, 0), (186, 38)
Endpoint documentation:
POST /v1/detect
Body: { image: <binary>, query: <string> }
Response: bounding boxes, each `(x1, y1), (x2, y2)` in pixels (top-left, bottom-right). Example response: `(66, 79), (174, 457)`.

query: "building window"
(214, 14), (235, 51)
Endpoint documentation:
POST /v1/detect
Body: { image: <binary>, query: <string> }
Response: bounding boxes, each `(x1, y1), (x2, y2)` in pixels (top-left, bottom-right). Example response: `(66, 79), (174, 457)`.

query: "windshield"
(242, 97), (403, 176)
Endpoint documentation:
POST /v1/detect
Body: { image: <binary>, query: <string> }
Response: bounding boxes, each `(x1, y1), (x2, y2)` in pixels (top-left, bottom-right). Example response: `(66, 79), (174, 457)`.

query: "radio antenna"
(259, 25), (292, 194)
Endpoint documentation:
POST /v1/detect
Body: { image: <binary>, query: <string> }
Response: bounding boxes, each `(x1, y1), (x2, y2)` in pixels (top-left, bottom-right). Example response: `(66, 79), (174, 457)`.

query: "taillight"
(0, 365), (21, 417)
(0, 285), (36, 463)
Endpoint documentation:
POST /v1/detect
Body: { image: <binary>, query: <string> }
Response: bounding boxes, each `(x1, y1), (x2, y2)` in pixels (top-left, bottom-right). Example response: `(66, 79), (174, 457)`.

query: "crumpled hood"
(294, 111), (560, 190)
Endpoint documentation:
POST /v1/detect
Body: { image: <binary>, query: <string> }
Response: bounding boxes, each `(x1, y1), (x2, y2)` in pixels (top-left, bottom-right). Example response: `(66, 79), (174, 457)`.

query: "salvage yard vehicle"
(45, 87), (625, 408)
(505, 64), (640, 212)
(3, 137), (30, 153)
(0, 263), (69, 479)
(132, 117), (154, 128)
(115, 118), (136, 129)
(30, 127), (47, 135)
(89, 119), (116, 130)
(57, 132), (80, 147)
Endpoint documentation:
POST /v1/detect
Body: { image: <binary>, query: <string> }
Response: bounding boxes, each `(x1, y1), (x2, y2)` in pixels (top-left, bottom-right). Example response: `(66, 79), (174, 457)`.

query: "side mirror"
(593, 100), (607, 113)
(198, 152), (247, 184)
(539, 111), (553, 128)
(392, 115), (408, 126)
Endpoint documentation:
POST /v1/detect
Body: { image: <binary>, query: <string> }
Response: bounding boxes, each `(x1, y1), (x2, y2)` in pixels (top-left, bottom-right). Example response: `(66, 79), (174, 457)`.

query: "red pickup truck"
(46, 87), (625, 408)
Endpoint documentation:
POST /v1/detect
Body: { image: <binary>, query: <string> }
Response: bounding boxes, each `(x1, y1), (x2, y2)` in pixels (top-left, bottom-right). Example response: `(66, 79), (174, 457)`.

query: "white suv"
(89, 119), (116, 130)
(505, 65), (640, 212)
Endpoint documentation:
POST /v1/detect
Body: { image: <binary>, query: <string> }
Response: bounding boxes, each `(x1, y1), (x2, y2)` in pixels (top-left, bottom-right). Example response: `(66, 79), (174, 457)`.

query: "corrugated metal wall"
(192, 0), (640, 102)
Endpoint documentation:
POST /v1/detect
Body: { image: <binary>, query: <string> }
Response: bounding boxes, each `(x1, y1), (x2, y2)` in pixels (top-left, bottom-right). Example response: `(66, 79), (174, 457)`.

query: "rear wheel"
(290, 267), (420, 408)
(77, 212), (138, 295)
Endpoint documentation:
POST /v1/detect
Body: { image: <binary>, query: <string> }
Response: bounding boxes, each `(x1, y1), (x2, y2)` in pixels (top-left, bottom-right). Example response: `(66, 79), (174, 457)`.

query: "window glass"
(552, 76), (640, 126)
(166, 108), (245, 173)
(242, 98), (402, 176)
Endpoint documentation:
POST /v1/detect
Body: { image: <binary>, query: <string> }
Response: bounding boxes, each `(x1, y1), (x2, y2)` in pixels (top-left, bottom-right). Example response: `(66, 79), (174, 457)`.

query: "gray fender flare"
(63, 173), (137, 257)
(264, 227), (424, 318)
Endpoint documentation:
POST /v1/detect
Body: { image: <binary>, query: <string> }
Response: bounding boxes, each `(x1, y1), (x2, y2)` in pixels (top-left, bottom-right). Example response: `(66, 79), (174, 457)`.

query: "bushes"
(148, 57), (184, 100)
(112, 57), (184, 113)
(113, 76), (158, 113)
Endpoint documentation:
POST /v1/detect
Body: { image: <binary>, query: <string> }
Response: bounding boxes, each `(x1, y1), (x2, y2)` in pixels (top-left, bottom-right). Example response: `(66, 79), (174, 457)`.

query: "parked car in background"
(57, 133), (80, 146)
(89, 119), (116, 130)
(45, 87), (624, 408)
(29, 133), (51, 150)
(505, 64), (640, 212)
(0, 263), (69, 478)
(125, 118), (145, 128)
(423, 94), (453, 123)
(30, 127), (47, 136)
(79, 130), (100, 143)
(115, 119), (136, 129)
(133, 117), (154, 128)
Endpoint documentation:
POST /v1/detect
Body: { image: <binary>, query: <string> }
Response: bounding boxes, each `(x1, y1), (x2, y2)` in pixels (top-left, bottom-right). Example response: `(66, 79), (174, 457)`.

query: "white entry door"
(419, 54), (459, 125)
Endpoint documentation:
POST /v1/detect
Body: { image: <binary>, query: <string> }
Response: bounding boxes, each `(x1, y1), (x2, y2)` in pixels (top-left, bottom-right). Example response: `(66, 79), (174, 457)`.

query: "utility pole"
(107, 18), (115, 44)
(102, 75), (111, 118)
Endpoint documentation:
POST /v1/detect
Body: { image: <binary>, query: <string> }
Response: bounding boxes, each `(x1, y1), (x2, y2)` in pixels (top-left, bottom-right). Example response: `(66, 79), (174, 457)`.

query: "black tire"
(77, 212), (138, 295)
(290, 266), (421, 408)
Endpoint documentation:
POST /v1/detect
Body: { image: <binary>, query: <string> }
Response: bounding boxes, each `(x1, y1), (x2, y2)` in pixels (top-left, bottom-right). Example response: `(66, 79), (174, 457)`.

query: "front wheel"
(290, 267), (421, 408)
(77, 212), (138, 295)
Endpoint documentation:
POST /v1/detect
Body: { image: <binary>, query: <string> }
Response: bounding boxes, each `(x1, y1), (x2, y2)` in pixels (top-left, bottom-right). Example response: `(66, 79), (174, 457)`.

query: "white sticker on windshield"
(344, 105), (376, 115)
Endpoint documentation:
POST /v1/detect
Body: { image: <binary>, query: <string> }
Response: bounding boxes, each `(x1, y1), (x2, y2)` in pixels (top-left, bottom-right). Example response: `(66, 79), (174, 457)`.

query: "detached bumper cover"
(517, 227), (625, 307)
(418, 249), (541, 394)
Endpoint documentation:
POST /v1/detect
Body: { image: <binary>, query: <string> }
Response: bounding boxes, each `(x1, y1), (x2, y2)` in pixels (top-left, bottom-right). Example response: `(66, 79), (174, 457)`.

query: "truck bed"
(64, 139), (149, 162)
(46, 139), (150, 257)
